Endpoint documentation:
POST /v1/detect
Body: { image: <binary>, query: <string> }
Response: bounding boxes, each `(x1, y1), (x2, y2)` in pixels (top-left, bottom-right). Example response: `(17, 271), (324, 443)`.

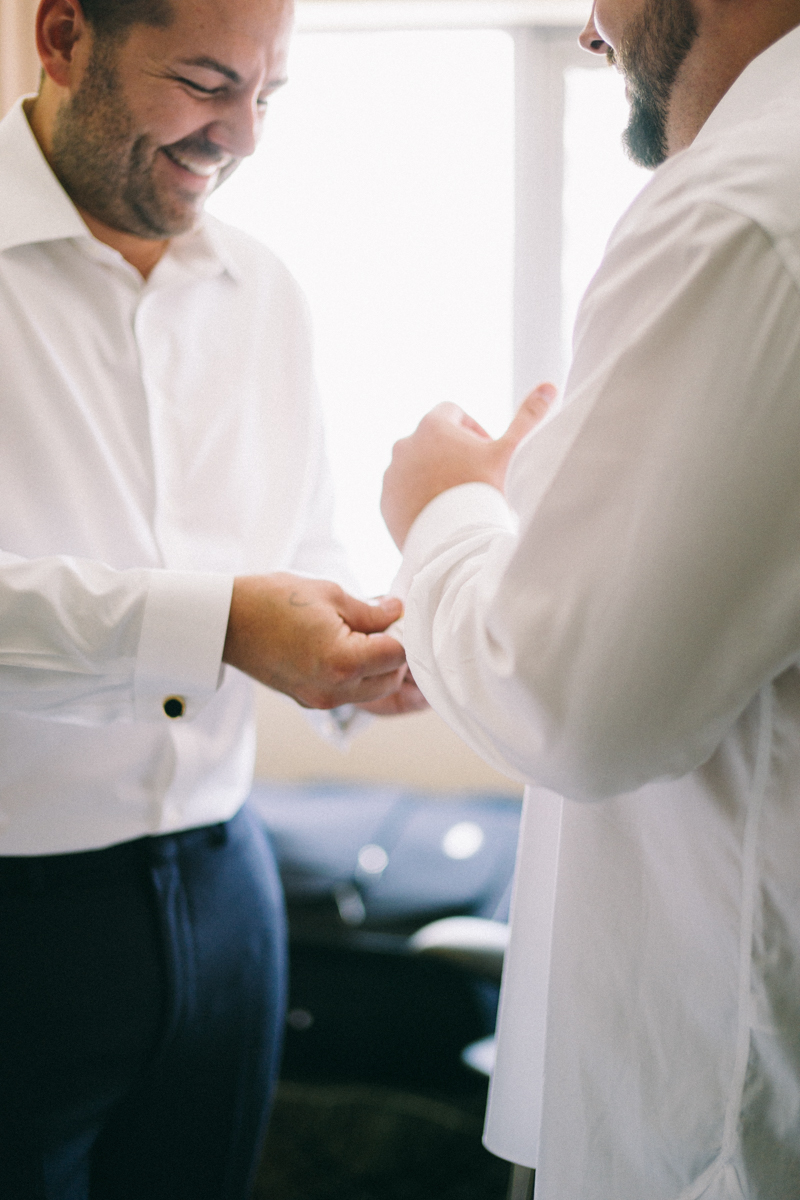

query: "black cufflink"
(163, 696), (186, 718)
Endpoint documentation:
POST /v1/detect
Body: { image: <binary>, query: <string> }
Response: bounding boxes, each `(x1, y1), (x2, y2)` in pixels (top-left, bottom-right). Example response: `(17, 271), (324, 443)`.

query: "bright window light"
(209, 34), (652, 594)
(207, 29), (515, 595)
(562, 65), (651, 361)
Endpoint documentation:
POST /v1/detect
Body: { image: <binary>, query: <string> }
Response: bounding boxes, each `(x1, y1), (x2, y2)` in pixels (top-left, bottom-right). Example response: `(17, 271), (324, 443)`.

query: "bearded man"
(381, 0), (800, 1196)
(0, 0), (424, 1196)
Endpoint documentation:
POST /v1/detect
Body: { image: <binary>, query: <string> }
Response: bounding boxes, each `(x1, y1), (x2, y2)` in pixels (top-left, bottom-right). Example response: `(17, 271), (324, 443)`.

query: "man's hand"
(223, 573), (408, 709)
(357, 669), (428, 716)
(381, 383), (557, 549)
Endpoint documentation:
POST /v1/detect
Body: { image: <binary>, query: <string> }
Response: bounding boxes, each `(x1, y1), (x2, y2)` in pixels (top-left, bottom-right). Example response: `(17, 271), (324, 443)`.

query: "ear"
(36, 0), (90, 89)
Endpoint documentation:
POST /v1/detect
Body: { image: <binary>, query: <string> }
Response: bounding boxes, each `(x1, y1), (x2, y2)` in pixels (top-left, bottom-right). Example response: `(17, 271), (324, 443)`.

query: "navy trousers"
(0, 805), (287, 1200)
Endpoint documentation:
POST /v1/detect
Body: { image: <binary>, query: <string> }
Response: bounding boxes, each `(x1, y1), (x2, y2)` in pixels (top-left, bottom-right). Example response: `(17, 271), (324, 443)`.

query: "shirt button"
(163, 696), (186, 719)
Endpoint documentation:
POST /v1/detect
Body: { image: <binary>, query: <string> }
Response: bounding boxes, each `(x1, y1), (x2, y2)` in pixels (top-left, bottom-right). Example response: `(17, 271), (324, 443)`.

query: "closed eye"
(173, 75), (225, 96)
(171, 75), (272, 109)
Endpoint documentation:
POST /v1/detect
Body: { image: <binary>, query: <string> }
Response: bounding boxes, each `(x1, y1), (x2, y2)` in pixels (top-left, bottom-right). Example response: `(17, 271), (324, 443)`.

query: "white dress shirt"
(398, 26), (800, 1200)
(0, 99), (349, 855)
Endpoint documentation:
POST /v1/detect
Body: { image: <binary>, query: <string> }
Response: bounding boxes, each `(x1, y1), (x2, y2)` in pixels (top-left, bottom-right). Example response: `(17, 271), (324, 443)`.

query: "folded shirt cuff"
(133, 570), (235, 722)
(392, 482), (515, 602)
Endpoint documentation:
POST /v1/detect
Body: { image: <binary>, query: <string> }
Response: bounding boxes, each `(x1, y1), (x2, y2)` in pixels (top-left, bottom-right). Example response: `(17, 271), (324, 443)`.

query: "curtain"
(0, 0), (39, 117)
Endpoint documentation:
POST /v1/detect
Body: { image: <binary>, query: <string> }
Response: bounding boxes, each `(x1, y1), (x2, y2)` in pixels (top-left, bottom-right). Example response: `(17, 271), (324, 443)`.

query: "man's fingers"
(424, 403), (490, 440)
(338, 592), (403, 635)
(344, 630), (407, 677)
(459, 412), (492, 439)
(295, 663), (408, 709)
(358, 674), (429, 715)
(497, 383), (557, 451)
(346, 664), (409, 704)
(427, 401), (466, 426)
(291, 633), (407, 707)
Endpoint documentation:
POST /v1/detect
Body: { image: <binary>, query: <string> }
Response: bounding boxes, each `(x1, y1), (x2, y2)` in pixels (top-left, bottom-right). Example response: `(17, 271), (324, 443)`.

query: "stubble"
(611, 0), (699, 169)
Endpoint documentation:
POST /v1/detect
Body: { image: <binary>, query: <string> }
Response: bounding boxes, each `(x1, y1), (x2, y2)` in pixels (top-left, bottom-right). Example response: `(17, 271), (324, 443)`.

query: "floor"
(254, 1081), (511, 1200)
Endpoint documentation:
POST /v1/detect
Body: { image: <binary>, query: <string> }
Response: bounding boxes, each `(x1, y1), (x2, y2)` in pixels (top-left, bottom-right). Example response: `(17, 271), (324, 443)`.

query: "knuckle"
(329, 659), (358, 688)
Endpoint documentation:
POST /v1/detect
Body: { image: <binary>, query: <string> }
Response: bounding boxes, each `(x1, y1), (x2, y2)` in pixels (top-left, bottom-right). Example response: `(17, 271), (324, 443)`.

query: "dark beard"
(610, 0), (699, 170)
(50, 41), (171, 237)
(50, 38), (228, 238)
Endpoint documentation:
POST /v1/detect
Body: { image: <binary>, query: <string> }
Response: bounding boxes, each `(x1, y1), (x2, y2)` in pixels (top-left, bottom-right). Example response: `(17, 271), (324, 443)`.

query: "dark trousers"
(0, 804), (287, 1200)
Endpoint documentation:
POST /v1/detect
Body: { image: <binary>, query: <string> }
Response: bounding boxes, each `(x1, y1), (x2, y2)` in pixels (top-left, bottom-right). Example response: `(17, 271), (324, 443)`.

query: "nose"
(579, 4), (611, 55)
(205, 94), (265, 160)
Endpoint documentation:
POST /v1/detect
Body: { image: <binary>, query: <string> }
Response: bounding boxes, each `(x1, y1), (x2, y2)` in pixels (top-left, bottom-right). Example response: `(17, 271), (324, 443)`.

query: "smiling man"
(382, 0), (800, 1196)
(0, 0), (421, 1196)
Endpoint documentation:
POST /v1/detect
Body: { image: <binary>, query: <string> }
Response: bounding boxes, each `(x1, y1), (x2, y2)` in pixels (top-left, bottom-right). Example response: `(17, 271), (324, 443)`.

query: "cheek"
(134, 90), (211, 148)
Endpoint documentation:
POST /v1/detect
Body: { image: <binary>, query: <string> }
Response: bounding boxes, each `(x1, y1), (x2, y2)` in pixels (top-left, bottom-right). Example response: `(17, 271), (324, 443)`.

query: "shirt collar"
(0, 96), (238, 284)
(695, 21), (800, 147)
(171, 216), (243, 285)
(0, 97), (87, 253)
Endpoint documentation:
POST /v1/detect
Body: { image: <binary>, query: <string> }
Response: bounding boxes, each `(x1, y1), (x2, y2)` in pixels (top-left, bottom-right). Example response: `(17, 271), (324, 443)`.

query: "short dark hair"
(79, 0), (173, 38)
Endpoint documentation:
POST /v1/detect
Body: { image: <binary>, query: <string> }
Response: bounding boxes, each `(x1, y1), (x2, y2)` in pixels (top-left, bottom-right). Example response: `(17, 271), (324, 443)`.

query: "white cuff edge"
(134, 570), (234, 721)
(392, 483), (514, 600)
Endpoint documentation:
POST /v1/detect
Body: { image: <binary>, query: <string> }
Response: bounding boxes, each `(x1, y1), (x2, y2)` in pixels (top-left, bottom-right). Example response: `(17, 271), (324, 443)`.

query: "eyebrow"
(176, 55), (288, 91)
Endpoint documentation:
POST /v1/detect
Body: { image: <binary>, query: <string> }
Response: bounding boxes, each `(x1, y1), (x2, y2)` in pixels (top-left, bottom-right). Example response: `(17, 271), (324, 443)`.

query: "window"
(206, 3), (650, 594)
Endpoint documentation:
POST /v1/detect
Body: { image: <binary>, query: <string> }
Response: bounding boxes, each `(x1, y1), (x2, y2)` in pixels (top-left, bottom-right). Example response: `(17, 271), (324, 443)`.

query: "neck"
(76, 208), (169, 278)
(666, 4), (800, 156)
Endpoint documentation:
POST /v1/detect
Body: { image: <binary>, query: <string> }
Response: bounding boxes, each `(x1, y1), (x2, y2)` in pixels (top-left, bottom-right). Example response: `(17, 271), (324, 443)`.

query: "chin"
(130, 199), (204, 239)
(162, 210), (204, 236)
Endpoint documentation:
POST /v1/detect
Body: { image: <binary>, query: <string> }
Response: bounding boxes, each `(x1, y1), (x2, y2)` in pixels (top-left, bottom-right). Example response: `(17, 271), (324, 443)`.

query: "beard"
(50, 39), (236, 239)
(610, 0), (699, 169)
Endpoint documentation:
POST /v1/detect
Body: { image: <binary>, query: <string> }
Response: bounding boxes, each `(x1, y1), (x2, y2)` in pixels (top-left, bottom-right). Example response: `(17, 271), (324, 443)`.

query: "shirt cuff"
(133, 570), (235, 722)
(391, 482), (515, 601)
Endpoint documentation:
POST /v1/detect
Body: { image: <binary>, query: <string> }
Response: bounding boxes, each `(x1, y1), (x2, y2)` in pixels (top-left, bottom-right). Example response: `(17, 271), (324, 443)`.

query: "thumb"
(338, 592), (404, 635)
(498, 383), (557, 451)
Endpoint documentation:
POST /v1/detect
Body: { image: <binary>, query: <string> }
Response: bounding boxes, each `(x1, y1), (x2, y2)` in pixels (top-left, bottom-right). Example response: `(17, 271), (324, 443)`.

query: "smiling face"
(581, 0), (699, 168)
(46, 0), (292, 240)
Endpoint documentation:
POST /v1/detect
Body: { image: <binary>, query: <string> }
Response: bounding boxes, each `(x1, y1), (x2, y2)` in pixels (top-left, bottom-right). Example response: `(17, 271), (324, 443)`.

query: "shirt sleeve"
(401, 202), (800, 800)
(0, 551), (233, 725)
